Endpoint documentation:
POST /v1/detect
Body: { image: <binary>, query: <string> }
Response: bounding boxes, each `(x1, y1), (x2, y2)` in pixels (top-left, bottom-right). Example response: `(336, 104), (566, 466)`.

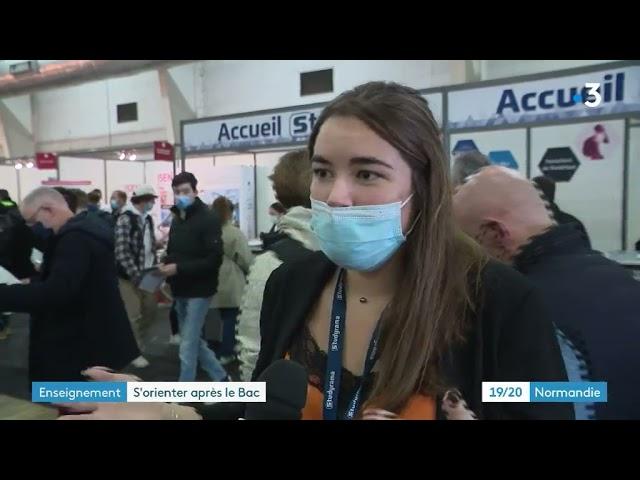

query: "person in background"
(53, 187), (78, 214)
(259, 202), (287, 249)
(0, 189), (36, 340)
(115, 185), (159, 369)
(532, 175), (591, 248)
(71, 189), (89, 214)
(168, 301), (180, 345)
(110, 190), (127, 223)
(157, 172), (229, 382)
(267, 202), (286, 232)
(89, 189), (103, 207)
(158, 212), (180, 345)
(210, 196), (254, 365)
(0, 187), (138, 383)
(87, 189), (114, 227)
(59, 82), (571, 421)
(450, 150), (490, 188)
(453, 166), (640, 419)
(236, 149), (319, 381)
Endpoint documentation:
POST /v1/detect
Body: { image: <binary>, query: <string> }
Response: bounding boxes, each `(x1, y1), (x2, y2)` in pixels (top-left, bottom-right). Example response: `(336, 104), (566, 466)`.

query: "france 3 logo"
(580, 83), (603, 108)
(289, 111), (319, 138)
(579, 72), (624, 108)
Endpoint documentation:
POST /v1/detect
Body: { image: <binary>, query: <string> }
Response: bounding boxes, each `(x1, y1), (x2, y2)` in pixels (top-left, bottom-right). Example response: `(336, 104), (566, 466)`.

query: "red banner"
(36, 152), (58, 170)
(154, 141), (174, 161)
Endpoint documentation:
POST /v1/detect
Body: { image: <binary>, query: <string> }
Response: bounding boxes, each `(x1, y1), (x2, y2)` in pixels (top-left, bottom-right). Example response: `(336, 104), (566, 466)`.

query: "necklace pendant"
(359, 297), (368, 304)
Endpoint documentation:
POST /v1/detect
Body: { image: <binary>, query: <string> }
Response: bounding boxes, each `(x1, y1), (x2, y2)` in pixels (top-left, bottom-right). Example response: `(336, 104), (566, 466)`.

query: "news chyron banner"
(30, 381), (606, 404)
(32, 382), (266, 403)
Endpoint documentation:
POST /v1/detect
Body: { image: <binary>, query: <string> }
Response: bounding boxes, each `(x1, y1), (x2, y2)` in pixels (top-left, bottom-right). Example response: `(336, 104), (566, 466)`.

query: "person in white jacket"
(236, 149), (319, 381)
(211, 196), (254, 365)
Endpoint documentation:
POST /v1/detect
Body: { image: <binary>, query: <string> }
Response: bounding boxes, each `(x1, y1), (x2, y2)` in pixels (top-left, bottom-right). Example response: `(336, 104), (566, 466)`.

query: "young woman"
(249, 82), (571, 420)
(211, 196), (254, 364)
(58, 82), (572, 420)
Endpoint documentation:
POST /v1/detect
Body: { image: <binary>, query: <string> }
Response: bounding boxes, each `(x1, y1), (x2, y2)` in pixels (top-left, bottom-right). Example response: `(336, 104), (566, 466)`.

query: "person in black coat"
(0, 187), (139, 383)
(156, 172), (228, 382)
(455, 166), (640, 419)
(532, 175), (591, 248)
(0, 192), (37, 339)
(0, 193), (36, 280)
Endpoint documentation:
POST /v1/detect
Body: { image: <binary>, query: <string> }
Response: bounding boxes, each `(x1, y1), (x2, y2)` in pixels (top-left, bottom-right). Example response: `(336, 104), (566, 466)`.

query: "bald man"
(0, 187), (138, 385)
(454, 166), (640, 420)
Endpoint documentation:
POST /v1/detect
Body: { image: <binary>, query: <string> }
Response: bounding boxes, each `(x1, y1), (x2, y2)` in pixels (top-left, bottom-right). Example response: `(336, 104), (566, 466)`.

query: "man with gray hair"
(451, 150), (491, 188)
(0, 187), (139, 384)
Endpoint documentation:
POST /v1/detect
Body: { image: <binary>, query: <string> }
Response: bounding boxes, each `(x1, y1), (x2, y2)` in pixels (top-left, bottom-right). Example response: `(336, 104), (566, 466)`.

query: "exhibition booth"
(180, 60), (640, 252)
(1, 61), (638, 252)
(0, 142), (176, 232)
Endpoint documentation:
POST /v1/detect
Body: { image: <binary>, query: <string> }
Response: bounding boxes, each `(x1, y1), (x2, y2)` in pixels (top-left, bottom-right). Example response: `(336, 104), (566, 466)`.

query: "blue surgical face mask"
(310, 194), (418, 272)
(176, 195), (194, 210)
(143, 201), (155, 214)
(110, 199), (119, 210)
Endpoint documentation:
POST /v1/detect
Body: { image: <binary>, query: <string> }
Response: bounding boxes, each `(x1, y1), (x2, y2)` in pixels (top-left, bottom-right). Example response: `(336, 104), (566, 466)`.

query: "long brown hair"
(308, 82), (487, 412)
(212, 196), (233, 224)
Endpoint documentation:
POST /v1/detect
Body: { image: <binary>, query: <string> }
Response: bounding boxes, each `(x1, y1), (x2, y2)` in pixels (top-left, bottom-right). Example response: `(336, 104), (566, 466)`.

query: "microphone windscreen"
(244, 359), (308, 420)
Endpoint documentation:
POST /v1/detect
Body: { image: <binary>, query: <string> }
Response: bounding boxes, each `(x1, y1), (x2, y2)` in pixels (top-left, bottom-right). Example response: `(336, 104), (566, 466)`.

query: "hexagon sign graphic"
(539, 147), (580, 182)
(488, 150), (519, 170)
(452, 139), (479, 155)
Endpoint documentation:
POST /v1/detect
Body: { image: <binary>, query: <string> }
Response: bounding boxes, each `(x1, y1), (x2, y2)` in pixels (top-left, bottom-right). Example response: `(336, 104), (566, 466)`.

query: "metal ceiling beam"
(0, 60), (190, 97)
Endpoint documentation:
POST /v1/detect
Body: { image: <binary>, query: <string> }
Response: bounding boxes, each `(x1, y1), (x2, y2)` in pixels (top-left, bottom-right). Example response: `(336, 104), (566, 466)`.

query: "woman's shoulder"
(267, 250), (333, 287)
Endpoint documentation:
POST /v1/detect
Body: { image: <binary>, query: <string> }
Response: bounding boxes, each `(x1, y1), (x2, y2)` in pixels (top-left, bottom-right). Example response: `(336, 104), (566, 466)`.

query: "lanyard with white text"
(323, 269), (382, 420)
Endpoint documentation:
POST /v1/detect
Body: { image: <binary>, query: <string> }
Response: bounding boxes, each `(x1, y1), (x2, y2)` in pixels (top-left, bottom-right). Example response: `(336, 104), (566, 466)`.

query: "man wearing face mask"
(157, 172), (229, 382)
(0, 187), (138, 383)
(115, 185), (159, 369)
(110, 190), (127, 223)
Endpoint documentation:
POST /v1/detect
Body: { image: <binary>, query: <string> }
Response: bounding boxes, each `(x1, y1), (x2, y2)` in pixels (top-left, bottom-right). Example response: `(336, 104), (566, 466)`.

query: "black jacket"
(165, 197), (223, 298)
(0, 199), (36, 279)
(549, 202), (591, 248)
(514, 223), (640, 419)
(87, 205), (115, 228)
(200, 251), (571, 420)
(0, 211), (139, 382)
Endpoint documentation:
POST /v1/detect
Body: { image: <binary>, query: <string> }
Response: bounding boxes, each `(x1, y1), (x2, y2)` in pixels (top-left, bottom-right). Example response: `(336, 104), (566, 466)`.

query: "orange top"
(286, 350), (436, 420)
(300, 383), (436, 420)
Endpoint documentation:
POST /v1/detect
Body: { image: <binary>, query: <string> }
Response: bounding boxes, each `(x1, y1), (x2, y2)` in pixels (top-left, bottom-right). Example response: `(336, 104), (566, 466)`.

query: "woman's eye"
(313, 168), (332, 179)
(357, 170), (382, 181)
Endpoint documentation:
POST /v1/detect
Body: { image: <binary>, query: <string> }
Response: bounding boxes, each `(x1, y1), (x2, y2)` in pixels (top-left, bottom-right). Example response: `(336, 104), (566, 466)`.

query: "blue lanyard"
(323, 269), (382, 420)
